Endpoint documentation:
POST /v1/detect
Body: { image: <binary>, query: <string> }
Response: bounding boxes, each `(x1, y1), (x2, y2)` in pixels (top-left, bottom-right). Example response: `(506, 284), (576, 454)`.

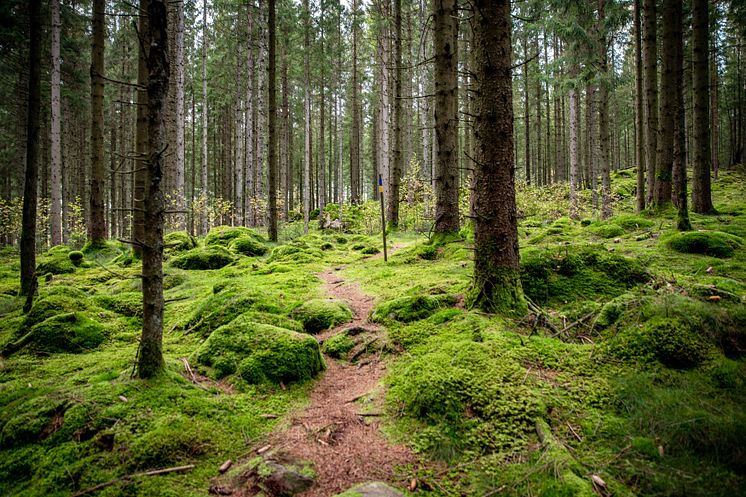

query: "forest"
(0, 0), (745, 495)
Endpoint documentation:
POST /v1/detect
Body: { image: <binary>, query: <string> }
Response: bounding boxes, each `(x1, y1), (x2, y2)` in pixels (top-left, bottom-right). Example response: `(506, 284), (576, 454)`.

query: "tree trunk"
(350, 0), (361, 205)
(134, 0), (150, 257)
(643, 0), (657, 206)
(50, 0), (62, 247)
(303, 0), (311, 231)
(433, 0), (459, 235)
(89, 0), (107, 243)
(711, 55), (719, 180)
(388, 0), (403, 229)
(634, 0), (645, 212)
(523, 32), (531, 185)
(200, 0), (209, 234)
(691, 0), (714, 213)
(174, 0), (185, 230)
(598, 0), (612, 219)
(319, 7), (326, 220)
(245, 4), (254, 225)
(20, 0), (42, 298)
(138, 0), (169, 379)
(467, 0), (527, 316)
(268, 0), (278, 241)
(569, 67), (580, 220)
(281, 42), (289, 221)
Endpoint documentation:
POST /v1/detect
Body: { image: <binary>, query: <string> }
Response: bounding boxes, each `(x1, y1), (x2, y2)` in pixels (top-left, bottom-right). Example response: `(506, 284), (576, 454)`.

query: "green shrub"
(67, 251), (84, 267)
(371, 294), (456, 323)
(229, 235), (268, 256)
(184, 285), (282, 335)
(194, 315), (324, 383)
(164, 230), (198, 252)
(322, 333), (356, 358)
(205, 225), (265, 246)
(170, 246), (235, 270)
(666, 231), (744, 258)
(291, 299), (353, 334)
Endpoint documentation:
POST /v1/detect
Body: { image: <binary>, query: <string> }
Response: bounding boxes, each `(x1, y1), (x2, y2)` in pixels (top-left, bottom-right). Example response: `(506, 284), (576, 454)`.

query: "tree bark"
(569, 66), (580, 220)
(20, 0), (42, 298)
(634, 0), (645, 212)
(643, 0), (657, 206)
(467, 0), (527, 316)
(303, 0), (311, 231)
(89, 0), (107, 243)
(433, 0), (459, 235)
(174, 0), (185, 230)
(200, 0), (209, 234)
(691, 0), (714, 213)
(138, 0), (169, 379)
(50, 0), (62, 246)
(598, 0), (612, 219)
(388, 0), (403, 229)
(134, 0), (150, 257)
(267, 0), (278, 241)
(350, 0), (361, 205)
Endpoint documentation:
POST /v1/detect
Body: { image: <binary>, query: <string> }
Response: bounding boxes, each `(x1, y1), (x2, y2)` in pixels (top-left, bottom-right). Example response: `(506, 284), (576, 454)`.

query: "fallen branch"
(71, 464), (195, 497)
(550, 311), (595, 338)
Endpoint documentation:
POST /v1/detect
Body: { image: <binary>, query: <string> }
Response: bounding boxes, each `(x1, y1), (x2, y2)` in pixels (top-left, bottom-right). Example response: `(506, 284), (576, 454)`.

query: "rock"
(261, 462), (315, 496)
(333, 481), (405, 497)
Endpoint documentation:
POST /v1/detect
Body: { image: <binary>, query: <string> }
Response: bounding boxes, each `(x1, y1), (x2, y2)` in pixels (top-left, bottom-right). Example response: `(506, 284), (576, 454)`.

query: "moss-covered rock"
(94, 292), (142, 317)
(290, 299), (353, 334)
(6, 312), (105, 355)
(229, 235), (268, 256)
(193, 315), (324, 383)
(520, 246), (649, 305)
(611, 214), (654, 230)
(666, 231), (744, 258)
(23, 287), (91, 328)
(67, 251), (84, 267)
(129, 416), (211, 469)
(205, 225), (265, 247)
(589, 223), (625, 239)
(361, 246), (380, 255)
(81, 240), (122, 261)
(371, 294), (456, 323)
(268, 244), (324, 264)
(184, 285), (282, 335)
(170, 246), (235, 270)
(322, 333), (356, 358)
(36, 248), (76, 275)
(164, 230), (198, 252)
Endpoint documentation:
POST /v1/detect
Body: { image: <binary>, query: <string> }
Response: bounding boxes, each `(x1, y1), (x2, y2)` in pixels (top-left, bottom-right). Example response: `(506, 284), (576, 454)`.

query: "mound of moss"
(229, 236), (268, 256)
(611, 214), (654, 230)
(94, 292), (142, 317)
(371, 294), (456, 323)
(193, 315), (324, 383)
(36, 247), (76, 275)
(23, 286), (91, 328)
(81, 240), (122, 262)
(268, 244), (324, 264)
(205, 225), (265, 247)
(238, 311), (304, 333)
(129, 416), (211, 469)
(67, 251), (84, 267)
(3, 312), (105, 356)
(164, 231), (198, 252)
(589, 223), (625, 239)
(184, 285), (282, 335)
(416, 244), (439, 261)
(666, 231), (744, 258)
(520, 246), (649, 305)
(0, 396), (68, 449)
(321, 333), (356, 359)
(170, 246), (235, 270)
(291, 299), (353, 334)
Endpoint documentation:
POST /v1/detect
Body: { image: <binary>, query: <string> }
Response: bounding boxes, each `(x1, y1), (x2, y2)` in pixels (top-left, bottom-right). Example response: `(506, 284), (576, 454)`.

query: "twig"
(71, 465), (195, 497)
(356, 412), (383, 417)
(550, 311), (595, 338)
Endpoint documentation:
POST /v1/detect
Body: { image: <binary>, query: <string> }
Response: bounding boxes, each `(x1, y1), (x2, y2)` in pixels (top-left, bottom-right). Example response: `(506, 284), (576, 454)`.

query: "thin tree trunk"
(711, 55), (719, 180)
(691, 0), (714, 213)
(268, 0), (278, 241)
(523, 32), (531, 185)
(569, 68), (580, 220)
(643, 0), (657, 206)
(634, 0), (645, 212)
(350, 0), (361, 205)
(303, 0), (311, 231)
(89, 0), (107, 243)
(245, 3), (254, 226)
(200, 0), (209, 234)
(50, 0), (62, 246)
(134, 0), (150, 257)
(598, 0), (612, 219)
(433, 0), (459, 235)
(174, 0), (185, 230)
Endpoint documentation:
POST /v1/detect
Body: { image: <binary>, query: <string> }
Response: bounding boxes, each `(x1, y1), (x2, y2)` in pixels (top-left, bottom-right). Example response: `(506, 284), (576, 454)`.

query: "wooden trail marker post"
(379, 174), (387, 262)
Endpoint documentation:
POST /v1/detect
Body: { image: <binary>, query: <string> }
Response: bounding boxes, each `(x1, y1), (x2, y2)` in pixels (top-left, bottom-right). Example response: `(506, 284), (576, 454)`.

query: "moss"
(129, 416), (211, 469)
(611, 214), (655, 230)
(631, 436), (661, 459)
(666, 230), (744, 258)
(205, 225), (265, 246)
(170, 245), (235, 270)
(291, 299), (353, 333)
(0, 396), (67, 449)
(94, 292), (142, 317)
(268, 245), (324, 264)
(239, 311), (304, 333)
(81, 240), (122, 261)
(416, 244), (439, 260)
(589, 223), (626, 239)
(67, 251), (84, 267)
(596, 293), (637, 328)
(11, 312), (106, 354)
(164, 230), (198, 252)
(185, 285), (282, 335)
(361, 246), (380, 255)
(36, 249), (75, 275)
(520, 246), (649, 305)
(229, 235), (268, 256)
(467, 267), (528, 316)
(372, 294), (456, 323)
(194, 314), (324, 383)
(322, 333), (356, 359)
(23, 287), (91, 328)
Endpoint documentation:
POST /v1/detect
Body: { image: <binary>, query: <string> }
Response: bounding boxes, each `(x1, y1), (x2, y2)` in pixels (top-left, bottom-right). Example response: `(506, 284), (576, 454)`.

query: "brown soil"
(262, 268), (416, 496)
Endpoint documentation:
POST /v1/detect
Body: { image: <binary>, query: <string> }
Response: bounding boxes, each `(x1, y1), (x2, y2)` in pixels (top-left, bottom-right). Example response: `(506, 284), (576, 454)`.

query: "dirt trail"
(264, 266), (415, 496)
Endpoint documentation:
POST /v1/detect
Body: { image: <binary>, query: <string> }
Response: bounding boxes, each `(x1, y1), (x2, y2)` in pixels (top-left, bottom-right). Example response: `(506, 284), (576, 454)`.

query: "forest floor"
(1, 167), (745, 497)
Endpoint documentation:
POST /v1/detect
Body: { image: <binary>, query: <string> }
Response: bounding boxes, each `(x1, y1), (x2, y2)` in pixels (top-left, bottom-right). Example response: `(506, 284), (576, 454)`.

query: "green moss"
(589, 223), (626, 239)
(0, 396), (66, 449)
(291, 299), (353, 333)
(631, 436), (661, 459)
(81, 241), (122, 261)
(371, 294), (456, 323)
(12, 312), (106, 354)
(666, 231), (744, 258)
(67, 251), (84, 267)
(596, 293), (637, 328)
(361, 246), (380, 255)
(416, 244), (439, 260)
(520, 246), (649, 305)
(322, 333), (356, 358)
(129, 416), (211, 469)
(164, 230), (198, 252)
(170, 245), (235, 270)
(268, 244), (325, 264)
(184, 285), (282, 335)
(194, 314), (324, 383)
(239, 311), (304, 333)
(229, 235), (268, 256)
(94, 292), (142, 317)
(611, 214), (655, 230)
(205, 225), (265, 246)
(36, 249), (75, 275)
(23, 287), (91, 328)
